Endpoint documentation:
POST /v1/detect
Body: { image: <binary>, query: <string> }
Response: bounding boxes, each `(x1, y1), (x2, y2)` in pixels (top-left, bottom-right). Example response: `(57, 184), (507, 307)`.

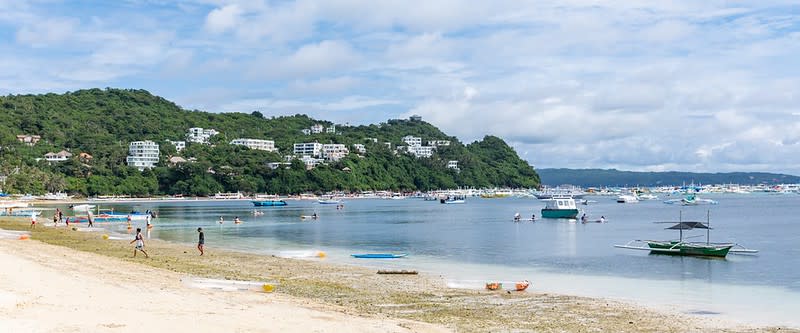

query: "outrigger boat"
(614, 211), (758, 258)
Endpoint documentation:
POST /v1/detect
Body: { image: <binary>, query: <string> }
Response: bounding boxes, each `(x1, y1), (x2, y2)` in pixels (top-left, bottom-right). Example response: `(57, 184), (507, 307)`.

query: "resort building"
(322, 144), (349, 161)
(428, 140), (451, 147)
(126, 141), (160, 170)
(293, 142), (323, 158)
(78, 152), (93, 163)
(44, 150), (72, 163)
(186, 127), (219, 144)
(17, 135), (41, 146)
(402, 135), (422, 147)
(166, 140), (186, 152)
(447, 160), (460, 171)
(267, 162), (291, 170)
(230, 138), (278, 152)
(353, 144), (366, 154)
(325, 125), (336, 134)
(168, 156), (187, 166)
(299, 155), (324, 170)
(407, 145), (435, 158)
(311, 124), (324, 134)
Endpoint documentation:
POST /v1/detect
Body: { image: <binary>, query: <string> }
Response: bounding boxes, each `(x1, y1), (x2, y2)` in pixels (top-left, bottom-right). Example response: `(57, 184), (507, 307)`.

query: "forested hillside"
(0, 88), (539, 196)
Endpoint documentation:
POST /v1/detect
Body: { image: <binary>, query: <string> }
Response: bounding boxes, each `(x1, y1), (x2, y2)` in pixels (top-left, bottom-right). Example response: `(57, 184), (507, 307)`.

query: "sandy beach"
(0, 218), (795, 332)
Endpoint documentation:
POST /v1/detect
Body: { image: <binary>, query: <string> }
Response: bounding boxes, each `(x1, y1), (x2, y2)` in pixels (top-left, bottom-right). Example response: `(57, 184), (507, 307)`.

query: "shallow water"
(56, 194), (800, 327)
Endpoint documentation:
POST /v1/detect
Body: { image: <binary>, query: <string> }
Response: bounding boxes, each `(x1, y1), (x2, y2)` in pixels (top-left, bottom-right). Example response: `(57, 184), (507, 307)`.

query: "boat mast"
(679, 210), (683, 242)
(706, 210), (710, 244)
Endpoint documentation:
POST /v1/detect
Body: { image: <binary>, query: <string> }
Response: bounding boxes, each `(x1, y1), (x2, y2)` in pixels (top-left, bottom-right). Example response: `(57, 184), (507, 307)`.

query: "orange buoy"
(515, 280), (530, 291)
(485, 282), (502, 290)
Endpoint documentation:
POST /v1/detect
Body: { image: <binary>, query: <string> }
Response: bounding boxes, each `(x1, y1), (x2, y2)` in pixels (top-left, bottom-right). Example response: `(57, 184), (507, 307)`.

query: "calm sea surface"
(54, 194), (800, 327)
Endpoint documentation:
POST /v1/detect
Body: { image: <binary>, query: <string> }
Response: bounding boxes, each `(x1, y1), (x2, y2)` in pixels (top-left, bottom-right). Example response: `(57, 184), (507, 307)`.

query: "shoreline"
(1, 217), (794, 332)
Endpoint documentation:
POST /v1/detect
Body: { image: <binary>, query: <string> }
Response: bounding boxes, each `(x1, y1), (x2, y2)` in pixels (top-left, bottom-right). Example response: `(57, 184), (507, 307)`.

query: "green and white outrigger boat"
(614, 211), (758, 258)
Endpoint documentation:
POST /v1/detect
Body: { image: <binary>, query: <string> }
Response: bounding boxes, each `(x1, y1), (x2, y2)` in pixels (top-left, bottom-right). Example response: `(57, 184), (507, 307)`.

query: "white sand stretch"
(0, 238), (449, 333)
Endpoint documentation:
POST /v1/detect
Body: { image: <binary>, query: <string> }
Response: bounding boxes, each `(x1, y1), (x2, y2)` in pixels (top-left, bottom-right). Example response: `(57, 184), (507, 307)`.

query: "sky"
(1, 1), (799, 174)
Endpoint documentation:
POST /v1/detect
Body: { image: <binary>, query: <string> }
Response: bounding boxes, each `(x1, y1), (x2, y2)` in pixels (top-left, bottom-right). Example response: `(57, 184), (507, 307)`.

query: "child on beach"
(30, 212), (36, 229)
(197, 227), (204, 256)
(130, 228), (148, 258)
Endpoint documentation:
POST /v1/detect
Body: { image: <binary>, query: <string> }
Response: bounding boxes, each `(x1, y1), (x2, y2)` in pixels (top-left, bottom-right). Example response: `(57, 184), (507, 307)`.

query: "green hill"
(537, 168), (800, 187)
(0, 88), (539, 196)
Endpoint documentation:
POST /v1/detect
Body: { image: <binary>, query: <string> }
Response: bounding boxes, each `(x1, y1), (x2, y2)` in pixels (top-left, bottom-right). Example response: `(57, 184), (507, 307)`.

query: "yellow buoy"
(317, 251), (327, 258)
(102, 234), (109, 240)
(262, 284), (275, 293)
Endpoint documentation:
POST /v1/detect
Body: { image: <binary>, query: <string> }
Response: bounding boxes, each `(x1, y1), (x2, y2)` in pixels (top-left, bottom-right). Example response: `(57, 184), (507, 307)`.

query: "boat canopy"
(664, 221), (710, 230)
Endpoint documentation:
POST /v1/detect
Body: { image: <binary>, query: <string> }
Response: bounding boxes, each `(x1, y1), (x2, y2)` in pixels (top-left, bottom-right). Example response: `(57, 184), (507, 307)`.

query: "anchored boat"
(252, 200), (287, 207)
(541, 196), (579, 219)
(614, 211), (758, 258)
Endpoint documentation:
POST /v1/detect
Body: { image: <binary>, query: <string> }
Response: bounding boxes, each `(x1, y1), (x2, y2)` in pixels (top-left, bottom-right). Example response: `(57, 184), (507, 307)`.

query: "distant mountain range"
(536, 168), (800, 187)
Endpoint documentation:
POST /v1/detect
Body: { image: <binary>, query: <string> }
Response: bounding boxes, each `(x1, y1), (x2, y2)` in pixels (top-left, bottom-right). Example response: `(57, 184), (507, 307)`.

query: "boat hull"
(351, 253), (407, 259)
(647, 241), (732, 257)
(541, 208), (579, 219)
(252, 200), (287, 207)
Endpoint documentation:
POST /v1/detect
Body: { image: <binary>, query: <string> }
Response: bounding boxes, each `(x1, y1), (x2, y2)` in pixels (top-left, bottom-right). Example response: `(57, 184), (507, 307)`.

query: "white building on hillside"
(167, 140), (185, 152)
(126, 141), (160, 170)
(44, 150), (72, 162)
(301, 129), (312, 135)
(326, 125), (336, 134)
(293, 142), (323, 157)
(352, 144), (366, 154)
(407, 145), (435, 158)
(402, 135), (422, 147)
(186, 127), (219, 144)
(322, 144), (349, 161)
(428, 140), (451, 147)
(299, 155), (324, 169)
(447, 160), (459, 170)
(311, 124), (324, 134)
(230, 138), (278, 152)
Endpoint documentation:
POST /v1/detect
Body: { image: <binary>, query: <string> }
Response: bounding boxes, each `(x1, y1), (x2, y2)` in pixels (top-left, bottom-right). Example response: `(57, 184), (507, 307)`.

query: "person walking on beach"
(218, 216), (224, 224)
(53, 212), (59, 226)
(197, 227), (204, 256)
(30, 212), (37, 229)
(87, 211), (94, 227)
(130, 228), (148, 258)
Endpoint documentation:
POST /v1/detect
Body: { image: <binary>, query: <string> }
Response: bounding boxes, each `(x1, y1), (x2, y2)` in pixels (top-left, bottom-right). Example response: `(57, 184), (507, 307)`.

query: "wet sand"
(0, 217), (794, 332)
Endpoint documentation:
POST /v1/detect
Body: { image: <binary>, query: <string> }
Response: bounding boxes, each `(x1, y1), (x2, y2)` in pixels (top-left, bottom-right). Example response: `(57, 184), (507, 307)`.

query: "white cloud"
(204, 4), (242, 34)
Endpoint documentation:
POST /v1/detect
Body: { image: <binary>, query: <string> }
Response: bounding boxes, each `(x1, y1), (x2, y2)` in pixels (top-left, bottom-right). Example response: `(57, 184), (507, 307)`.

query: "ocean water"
(56, 194), (800, 327)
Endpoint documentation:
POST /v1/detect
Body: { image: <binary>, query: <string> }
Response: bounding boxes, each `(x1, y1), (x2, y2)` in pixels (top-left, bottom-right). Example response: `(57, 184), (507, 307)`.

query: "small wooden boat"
(485, 282), (502, 290)
(351, 253), (407, 259)
(515, 280), (530, 291)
